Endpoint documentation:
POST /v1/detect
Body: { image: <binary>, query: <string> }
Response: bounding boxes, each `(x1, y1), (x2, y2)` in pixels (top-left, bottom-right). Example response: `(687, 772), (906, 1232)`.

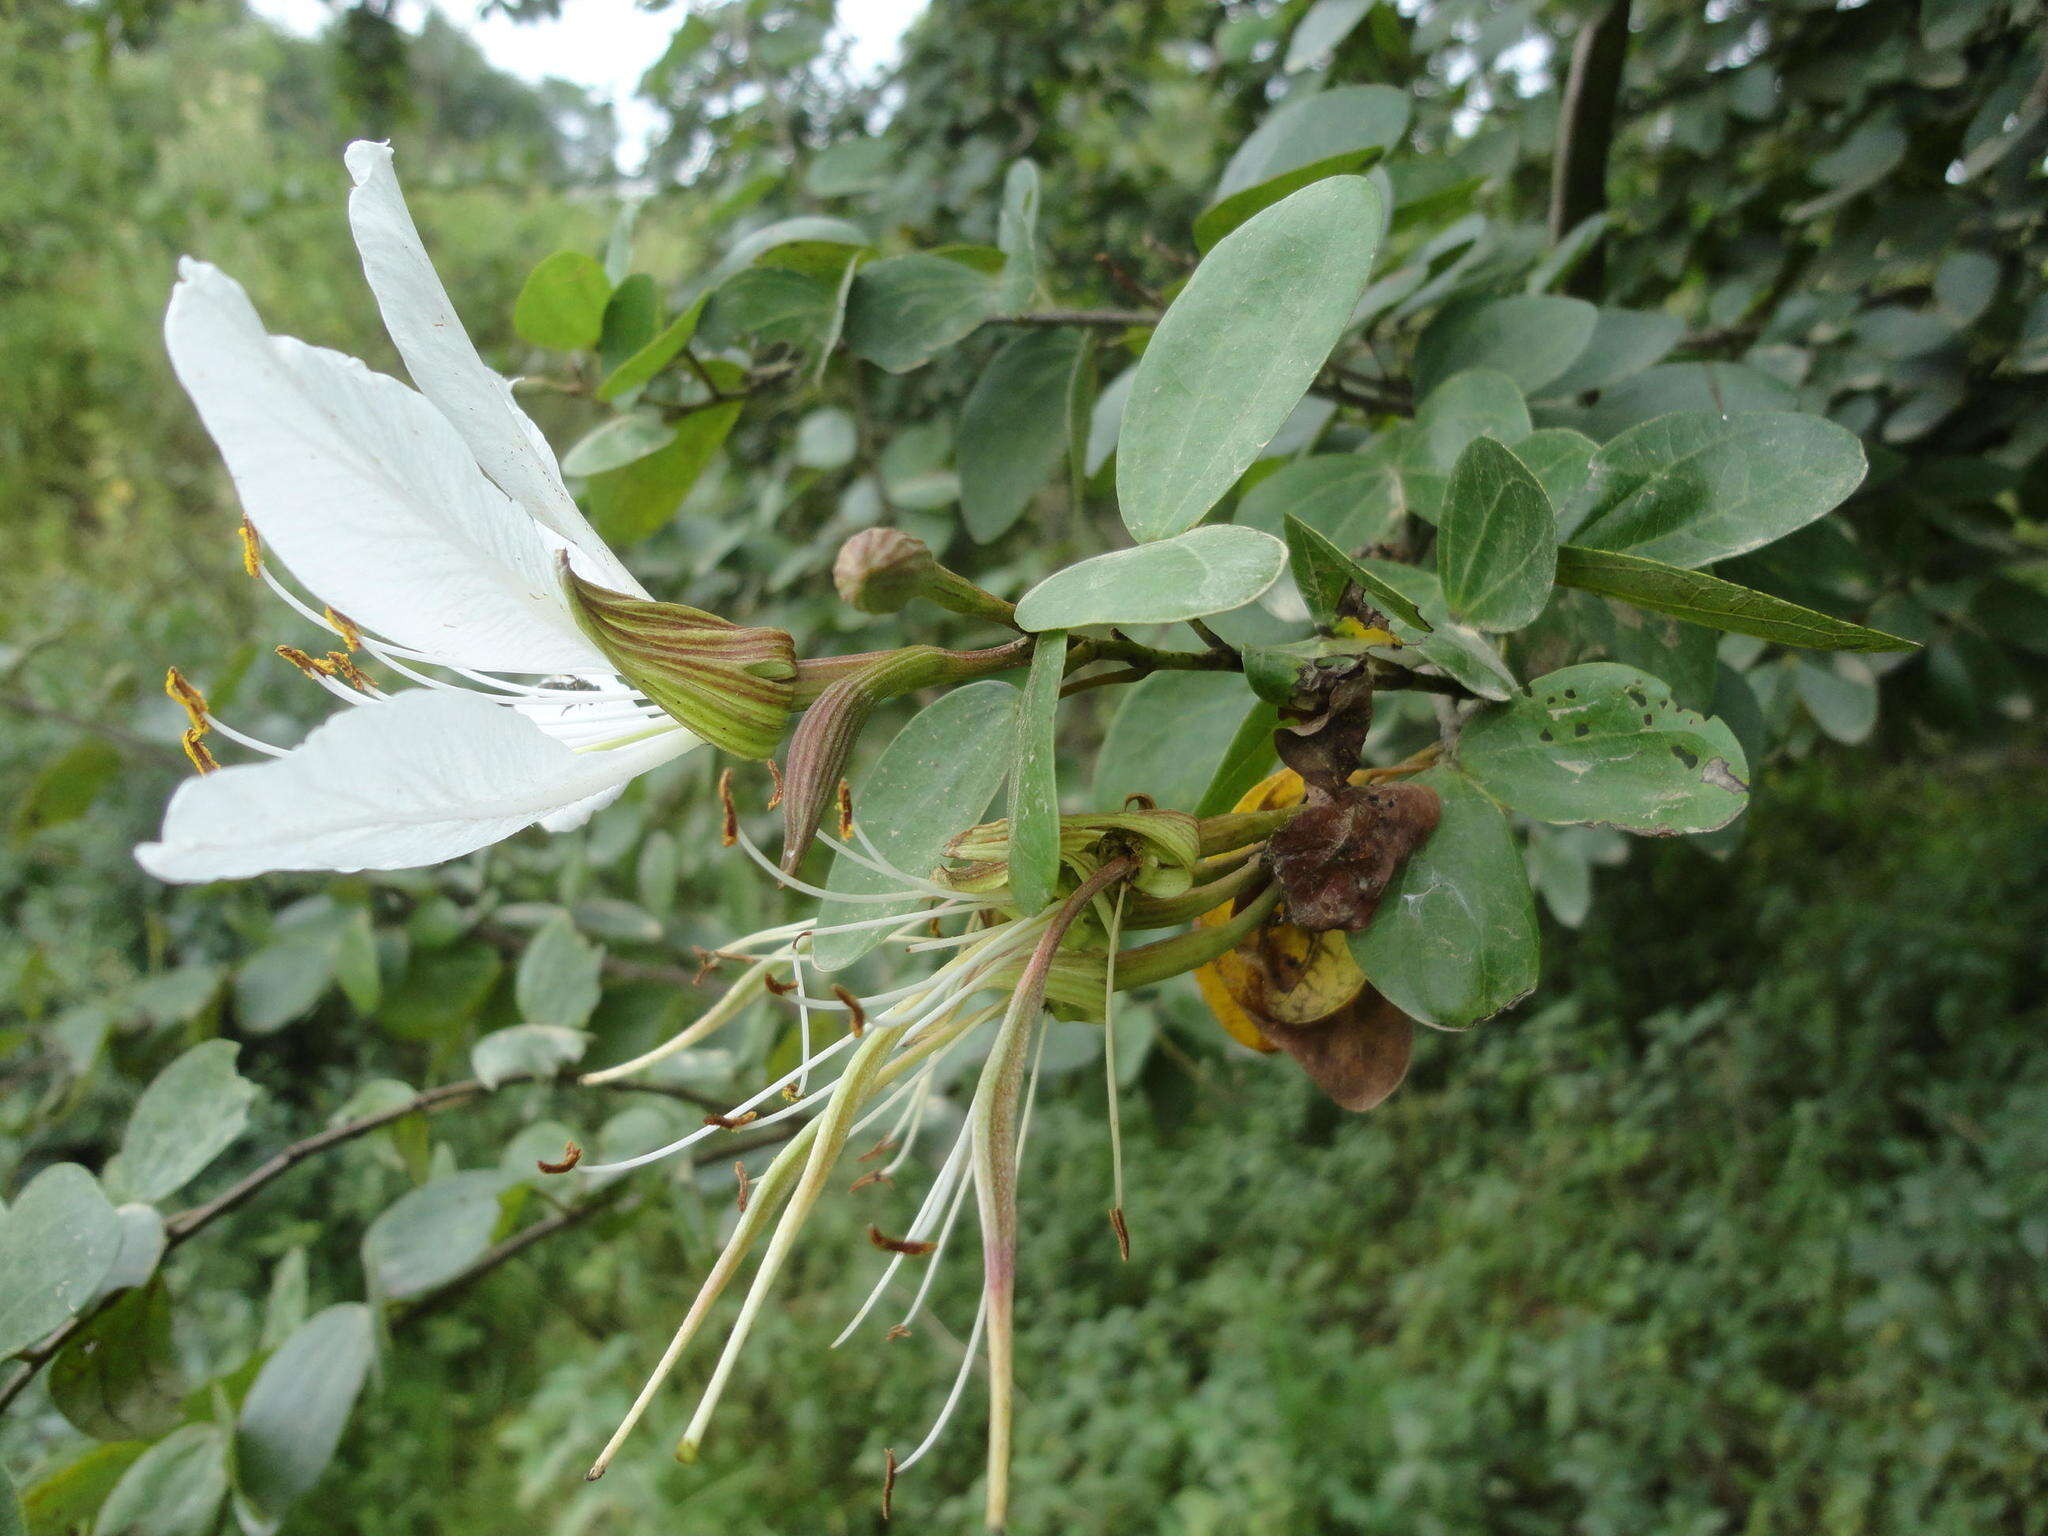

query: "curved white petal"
(165, 262), (608, 674)
(343, 141), (646, 597)
(136, 690), (696, 882)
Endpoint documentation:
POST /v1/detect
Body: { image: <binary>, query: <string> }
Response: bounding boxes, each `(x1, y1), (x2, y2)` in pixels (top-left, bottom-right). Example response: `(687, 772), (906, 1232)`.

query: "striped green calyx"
(562, 566), (796, 761)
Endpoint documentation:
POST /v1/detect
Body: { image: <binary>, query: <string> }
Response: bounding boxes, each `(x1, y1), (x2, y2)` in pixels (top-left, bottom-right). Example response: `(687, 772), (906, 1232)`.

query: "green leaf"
(560, 411), (677, 478)
(1006, 634), (1066, 914)
(18, 1442), (144, 1536)
(843, 254), (1001, 374)
(1118, 176), (1384, 542)
(0, 1163), (120, 1357)
(472, 1024), (590, 1089)
(1537, 307), (1683, 397)
(514, 912), (603, 1030)
(513, 251), (612, 351)
(1094, 671), (1259, 814)
(378, 943), (501, 1043)
(1411, 368), (1532, 477)
(1283, 515), (1429, 632)
(1283, 0), (1374, 71)
(103, 1040), (260, 1204)
(233, 934), (334, 1034)
(713, 215), (868, 280)
(596, 294), (708, 402)
(1458, 662), (1750, 834)
(597, 274), (659, 377)
(12, 738), (120, 841)
(996, 159), (1041, 310)
(705, 267), (836, 351)
(1554, 546), (1917, 651)
(1084, 367), (1135, 476)
(794, 406), (857, 470)
(1193, 700), (1283, 818)
(94, 1424), (228, 1536)
(1437, 437), (1557, 632)
(1194, 147), (1387, 252)
(1014, 526), (1287, 631)
(48, 1279), (186, 1442)
(1213, 86), (1409, 203)
(812, 681), (1021, 971)
(586, 401), (741, 545)
(0, 1465), (19, 1536)
(1235, 450), (1399, 547)
(959, 328), (1087, 542)
(1510, 428), (1598, 511)
(1575, 362), (1795, 438)
(1413, 295), (1597, 399)
(235, 1303), (374, 1518)
(93, 1205), (165, 1301)
(361, 1172), (504, 1299)
(333, 908), (381, 1015)
(1791, 655), (1879, 744)
(807, 137), (895, 197)
(1355, 559), (1520, 701)
(1572, 411), (1868, 568)
(1349, 767), (1538, 1028)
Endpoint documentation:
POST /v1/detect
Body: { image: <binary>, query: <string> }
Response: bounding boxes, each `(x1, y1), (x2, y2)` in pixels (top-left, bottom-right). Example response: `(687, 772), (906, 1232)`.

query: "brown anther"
(856, 1138), (898, 1164)
(1122, 792), (1158, 811)
(764, 756), (785, 810)
(833, 986), (865, 1037)
(867, 1225), (936, 1257)
(718, 767), (738, 847)
(1110, 1206), (1131, 1262)
(781, 1083), (801, 1102)
(325, 652), (375, 692)
(848, 1169), (893, 1193)
(537, 1141), (582, 1175)
(164, 667), (209, 731)
(733, 1161), (750, 1212)
(927, 915), (944, 938)
(275, 644), (337, 680)
(763, 972), (797, 997)
(690, 947), (728, 985)
(324, 606), (363, 651)
(883, 1323), (911, 1341)
(703, 1110), (759, 1130)
(181, 727), (219, 776)
(882, 1449), (897, 1521)
(238, 517), (262, 578)
(836, 779), (854, 839)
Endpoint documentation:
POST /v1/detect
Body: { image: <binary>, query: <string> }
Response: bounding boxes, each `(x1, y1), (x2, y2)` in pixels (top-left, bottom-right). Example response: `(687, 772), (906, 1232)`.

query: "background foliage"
(3, 0), (2044, 1531)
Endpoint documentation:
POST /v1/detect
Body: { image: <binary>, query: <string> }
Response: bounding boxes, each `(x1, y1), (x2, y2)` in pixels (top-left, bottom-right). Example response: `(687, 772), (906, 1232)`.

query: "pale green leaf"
(472, 1024), (590, 1089)
(361, 1172), (504, 1299)
(559, 411), (676, 478)
(1538, 307), (1683, 397)
(235, 1304), (375, 1517)
(959, 328), (1086, 541)
(513, 251), (611, 351)
(1006, 633), (1066, 914)
(103, 1040), (260, 1204)
(1015, 526), (1287, 631)
(1437, 436), (1557, 632)
(587, 401), (740, 545)
(0, 1164), (120, 1357)
(1213, 86), (1409, 202)
(94, 1424), (227, 1536)
(843, 254), (1001, 374)
(1283, 514), (1429, 632)
(1413, 295), (1596, 398)
(514, 913), (603, 1030)
(1094, 671), (1259, 814)
(1283, 0), (1375, 71)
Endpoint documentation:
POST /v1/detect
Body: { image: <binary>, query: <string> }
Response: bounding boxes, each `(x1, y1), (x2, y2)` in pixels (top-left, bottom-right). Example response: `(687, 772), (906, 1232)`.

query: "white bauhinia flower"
(137, 142), (792, 884)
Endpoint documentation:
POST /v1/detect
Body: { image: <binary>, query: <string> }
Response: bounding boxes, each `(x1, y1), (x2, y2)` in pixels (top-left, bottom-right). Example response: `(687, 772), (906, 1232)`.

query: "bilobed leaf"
(1283, 515), (1429, 632)
(1118, 177), (1384, 542)
(513, 251), (611, 351)
(235, 1303), (375, 1518)
(93, 1423), (228, 1536)
(559, 411), (676, 478)
(1006, 634), (1067, 913)
(1554, 546), (1917, 651)
(812, 681), (1021, 971)
(1348, 767), (1538, 1028)
(1213, 86), (1409, 202)
(102, 1040), (260, 1204)
(472, 1023), (590, 1089)
(48, 1279), (186, 1442)
(1437, 437), (1557, 632)
(587, 401), (741, 545)
(1094, 671), (1258, 814)
(1014, 526), (1287, 631)
(843, 254), (1001, 374)
(596, 294), (708, 402)
(514, 912), (603, 1030)
(360, 1172), (504, 1299)
(959, 328), (1086, 542)
(1458, 662), (1750, 834)
(1413, 295), (1597, 398)
(0, 1163), (120, 1357)
(1572, 411), (1868, 568)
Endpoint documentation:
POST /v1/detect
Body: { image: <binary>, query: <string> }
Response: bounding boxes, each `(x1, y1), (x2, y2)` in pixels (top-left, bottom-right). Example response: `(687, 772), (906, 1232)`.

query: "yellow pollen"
(275, 645), (337, 680)
(181, 727), (219, 775)
(238, 518), (262, 578)
(326, 652), (375, 692)
(163, 667), (209, 732)
(324, 607), (363, 651)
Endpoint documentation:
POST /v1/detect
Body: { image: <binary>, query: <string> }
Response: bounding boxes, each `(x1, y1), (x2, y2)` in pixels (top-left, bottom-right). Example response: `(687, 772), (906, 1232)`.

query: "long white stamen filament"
(201, 713), (287, 757)
(730, 823), (949, 905)
(895, 1132), (976, 1335)
(814, 831), (961, 900)
(895, 1295), (987, 1473)
(832, 1118), (971, 1348)
(792, 951), (814, 1098)
(881, 1069), (935, 1177)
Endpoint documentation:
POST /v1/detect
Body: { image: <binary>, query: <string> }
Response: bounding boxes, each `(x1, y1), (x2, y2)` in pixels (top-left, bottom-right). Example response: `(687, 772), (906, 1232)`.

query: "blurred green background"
(3, 0), (2044, 1531)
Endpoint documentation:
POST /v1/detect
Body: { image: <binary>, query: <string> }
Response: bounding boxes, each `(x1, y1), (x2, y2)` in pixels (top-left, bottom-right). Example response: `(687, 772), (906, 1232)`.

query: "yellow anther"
(238, 518), (262, 579)
(1333, 616), (1400, 647)
(324, 607), (363, 651)
(325, 651), (375, 692)
(163, 667), (209, 732)
(275, 645), (337, 680)
(181, 727), (219, 775)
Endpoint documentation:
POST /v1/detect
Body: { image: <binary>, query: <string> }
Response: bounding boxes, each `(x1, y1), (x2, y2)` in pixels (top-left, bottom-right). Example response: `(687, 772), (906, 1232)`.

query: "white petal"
(165, 262), (606, 674)
(539, 784), (628, 833)
(136, 691), (696, 882)
(343, 141), (646, 597)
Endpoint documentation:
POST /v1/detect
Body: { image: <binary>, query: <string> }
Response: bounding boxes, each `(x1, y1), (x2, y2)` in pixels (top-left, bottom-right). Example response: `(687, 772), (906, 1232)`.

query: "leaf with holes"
(1459, 663), (1750, 834)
